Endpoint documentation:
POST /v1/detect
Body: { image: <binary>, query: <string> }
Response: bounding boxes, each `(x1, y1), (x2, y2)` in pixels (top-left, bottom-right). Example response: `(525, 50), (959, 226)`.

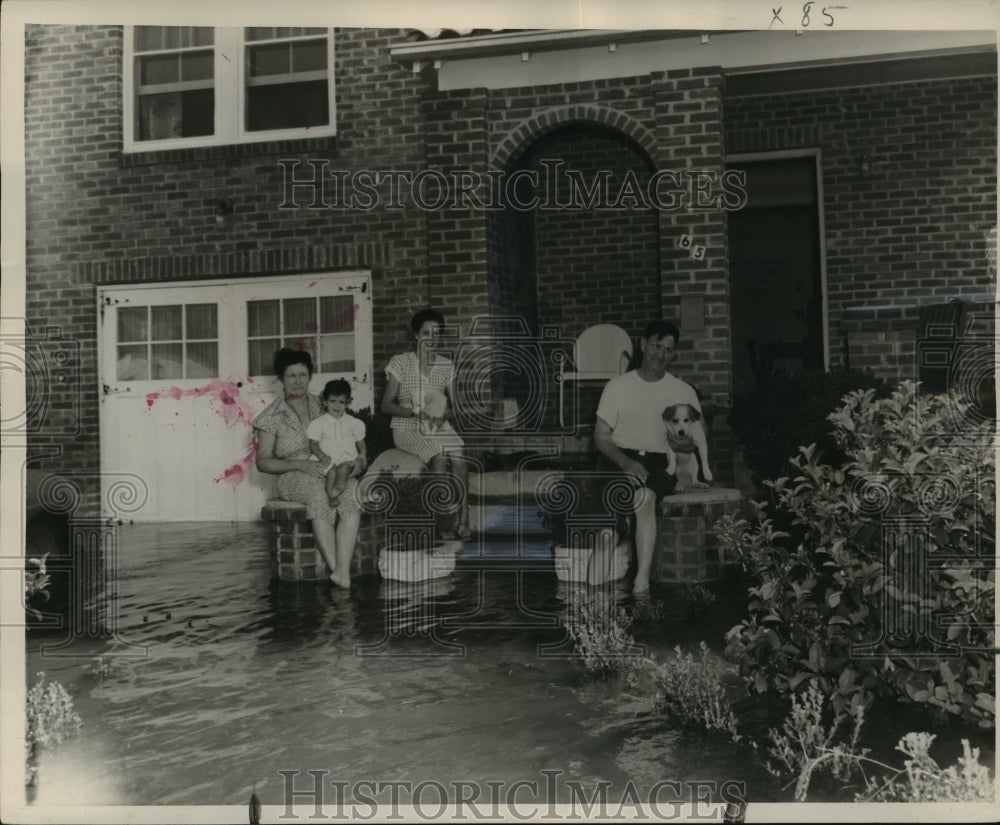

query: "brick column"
(652, 67), (734, 485)
(423, 89), (491, 335)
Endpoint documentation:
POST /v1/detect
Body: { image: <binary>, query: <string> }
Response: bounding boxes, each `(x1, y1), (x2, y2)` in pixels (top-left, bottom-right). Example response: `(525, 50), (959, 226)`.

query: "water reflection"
(26, 523), (766, 808)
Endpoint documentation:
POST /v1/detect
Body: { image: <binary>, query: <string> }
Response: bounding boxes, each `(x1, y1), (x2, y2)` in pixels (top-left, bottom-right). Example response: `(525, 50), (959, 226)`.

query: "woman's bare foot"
(330, 569), (351, 588)
(632, 577), (650, 596)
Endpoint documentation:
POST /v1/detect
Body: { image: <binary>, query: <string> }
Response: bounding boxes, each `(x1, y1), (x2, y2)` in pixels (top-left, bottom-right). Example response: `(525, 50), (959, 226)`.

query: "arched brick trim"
(492, 104), (657, 171)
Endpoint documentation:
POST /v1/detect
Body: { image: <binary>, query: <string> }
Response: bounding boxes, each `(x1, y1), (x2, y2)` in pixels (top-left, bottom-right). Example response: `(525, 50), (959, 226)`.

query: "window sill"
(119, 134), (339, 167)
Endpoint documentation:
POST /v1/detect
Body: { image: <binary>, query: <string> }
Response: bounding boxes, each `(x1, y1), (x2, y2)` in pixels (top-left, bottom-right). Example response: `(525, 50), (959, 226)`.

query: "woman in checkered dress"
(380, 308), (470, 538)
(253, 348), (362, 588)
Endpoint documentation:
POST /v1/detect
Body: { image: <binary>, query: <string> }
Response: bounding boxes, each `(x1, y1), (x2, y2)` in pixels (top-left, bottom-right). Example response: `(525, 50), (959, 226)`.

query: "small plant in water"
(564, 591), (641, 675)
(765, 681), (866, 801)
(765, 681), (994, 802)
(861, 732), (994, 802)
(25, 672), (82, 787)
(652, 642), (742, 744)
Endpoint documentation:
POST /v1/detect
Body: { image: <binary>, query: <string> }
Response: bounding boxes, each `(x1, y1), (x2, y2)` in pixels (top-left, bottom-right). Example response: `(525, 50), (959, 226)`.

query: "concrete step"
(468, 469), (563, 501)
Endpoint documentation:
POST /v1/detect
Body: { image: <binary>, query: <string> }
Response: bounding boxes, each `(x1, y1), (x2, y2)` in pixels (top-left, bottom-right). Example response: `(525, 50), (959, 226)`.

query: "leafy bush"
(722, 382), (995, 727)
(25, 553), (51, 622)
(728, 368), (889, 490)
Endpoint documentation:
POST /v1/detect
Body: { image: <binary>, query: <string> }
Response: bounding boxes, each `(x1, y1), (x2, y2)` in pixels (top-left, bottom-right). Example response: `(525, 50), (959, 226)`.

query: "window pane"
(191, 27), (215, 47)
(292, 40), (327, 72)
(186, 304), (218, 339)
(246, 27), (326, 41)
(137, 89), (214, 140)
(162, 27), (183, 50)
(248, 301), (280, 337)
(139, 54), (179, 85)
(135, 27), (214, 53)
(285, 339), (316, 364)
(118, 307), (147, 343)
(283, 298), (316, 335)
(246, 79), (328, 131)
(249, 339), (281, 377)
(319, 335), (354, 373)
(320, 296), (355, 333)
(151, 305), (182, 340)
(248, 43), (290, 77)
(181, 51), (214, 82)
(117, 345), (148, 380)
(186, 342), (218, 378)
(245, 27), (276, 42)
(151, 343), (183, 379)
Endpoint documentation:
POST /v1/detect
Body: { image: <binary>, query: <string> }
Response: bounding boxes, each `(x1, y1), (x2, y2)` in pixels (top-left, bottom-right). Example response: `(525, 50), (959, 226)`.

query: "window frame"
(123, 26), (336, 153)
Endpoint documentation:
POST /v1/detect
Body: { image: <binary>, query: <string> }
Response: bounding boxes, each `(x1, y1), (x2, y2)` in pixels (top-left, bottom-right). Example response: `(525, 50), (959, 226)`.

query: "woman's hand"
(298, 459), (327, 478)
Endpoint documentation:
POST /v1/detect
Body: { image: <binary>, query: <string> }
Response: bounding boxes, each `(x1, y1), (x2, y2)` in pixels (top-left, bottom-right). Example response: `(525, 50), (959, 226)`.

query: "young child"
(306, 379), (368, 504)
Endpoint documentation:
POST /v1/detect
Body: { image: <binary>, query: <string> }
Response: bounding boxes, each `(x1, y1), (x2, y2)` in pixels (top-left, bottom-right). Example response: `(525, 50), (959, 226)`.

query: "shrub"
(722, 382), (995, 727)
(728, 367), (889, 491)
(25, 553), (51, 622)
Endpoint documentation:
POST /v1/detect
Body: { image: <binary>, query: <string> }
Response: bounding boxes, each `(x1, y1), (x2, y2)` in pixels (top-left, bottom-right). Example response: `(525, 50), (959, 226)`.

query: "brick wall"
(28, 26), (992, 511)
(725, 74), (997, 382)
(23, 25), (434, 513)
(479, 71), (733, 470)
(523, 126), (660, 341)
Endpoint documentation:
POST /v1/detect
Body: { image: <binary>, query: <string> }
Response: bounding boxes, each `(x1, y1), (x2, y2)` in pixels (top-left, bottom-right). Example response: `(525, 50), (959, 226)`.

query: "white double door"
(98, 272), (372, 521)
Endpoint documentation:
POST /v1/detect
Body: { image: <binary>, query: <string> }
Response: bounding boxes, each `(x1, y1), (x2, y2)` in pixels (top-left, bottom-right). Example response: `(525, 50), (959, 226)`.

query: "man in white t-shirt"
(594, 320), (701, 594)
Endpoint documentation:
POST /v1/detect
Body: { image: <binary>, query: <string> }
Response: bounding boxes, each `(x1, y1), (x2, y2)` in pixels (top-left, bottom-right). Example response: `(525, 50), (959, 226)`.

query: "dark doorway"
(726, 155), (825, 392)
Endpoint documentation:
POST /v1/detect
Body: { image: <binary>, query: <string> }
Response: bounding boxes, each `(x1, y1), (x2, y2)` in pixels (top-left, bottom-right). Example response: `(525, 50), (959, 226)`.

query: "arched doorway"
(487, 122), (661, 431)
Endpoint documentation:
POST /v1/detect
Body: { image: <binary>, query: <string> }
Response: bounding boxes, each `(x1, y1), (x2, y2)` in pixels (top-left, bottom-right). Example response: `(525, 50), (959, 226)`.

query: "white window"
(123, 26), (335, 152)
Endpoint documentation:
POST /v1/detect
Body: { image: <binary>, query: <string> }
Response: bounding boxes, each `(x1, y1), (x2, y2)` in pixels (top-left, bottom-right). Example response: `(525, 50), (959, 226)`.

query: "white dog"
(662, 403), (713, 491)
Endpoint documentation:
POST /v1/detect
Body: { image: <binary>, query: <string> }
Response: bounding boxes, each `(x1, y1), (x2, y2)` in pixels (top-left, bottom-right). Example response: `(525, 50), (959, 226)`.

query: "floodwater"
(25, 522), (768, 811)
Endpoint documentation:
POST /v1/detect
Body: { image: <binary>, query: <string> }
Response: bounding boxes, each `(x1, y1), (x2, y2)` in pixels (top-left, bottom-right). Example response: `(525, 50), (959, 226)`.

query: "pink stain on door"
(215, 436), (258, 486)
(145, 379), (262, 485)
(145, 378), (258, 427)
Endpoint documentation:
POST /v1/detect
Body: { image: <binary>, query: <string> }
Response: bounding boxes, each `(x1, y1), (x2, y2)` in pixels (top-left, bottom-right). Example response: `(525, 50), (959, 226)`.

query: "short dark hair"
(273, 347), (313, 380)
(322, 379), (352, 400)
(643, 320), (680, 344)
(410, 308), (445, 335)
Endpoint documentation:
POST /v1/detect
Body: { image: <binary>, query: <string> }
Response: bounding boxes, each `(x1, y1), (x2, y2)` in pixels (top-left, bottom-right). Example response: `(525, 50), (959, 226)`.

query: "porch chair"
(557, 324), (634, 428)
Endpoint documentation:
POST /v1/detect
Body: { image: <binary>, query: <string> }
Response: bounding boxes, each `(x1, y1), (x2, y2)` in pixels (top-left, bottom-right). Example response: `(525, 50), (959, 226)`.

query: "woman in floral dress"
(253, 348), (363, 587)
